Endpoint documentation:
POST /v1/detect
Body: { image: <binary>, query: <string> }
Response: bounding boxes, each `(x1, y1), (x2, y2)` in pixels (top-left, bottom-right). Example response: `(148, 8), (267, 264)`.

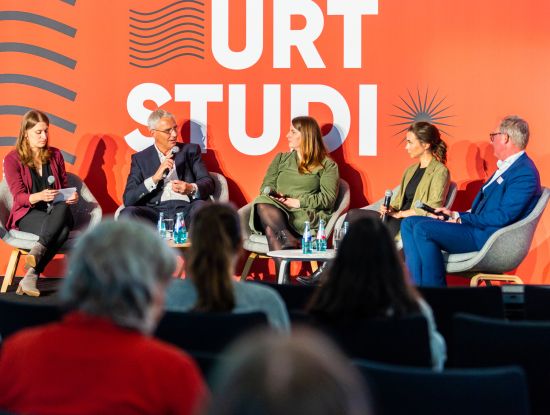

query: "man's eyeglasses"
(489, 132), (505, 142)
(153, 126), (178, 135)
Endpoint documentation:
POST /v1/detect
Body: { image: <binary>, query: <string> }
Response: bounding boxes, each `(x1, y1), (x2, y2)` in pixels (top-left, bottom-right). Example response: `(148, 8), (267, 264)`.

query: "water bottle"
(343, 221), (349, 235)
(302, 221), (313, 254)
(157, 212), (166, 239)
(174, 212), (188, 244)
(316, 219), (327, 252)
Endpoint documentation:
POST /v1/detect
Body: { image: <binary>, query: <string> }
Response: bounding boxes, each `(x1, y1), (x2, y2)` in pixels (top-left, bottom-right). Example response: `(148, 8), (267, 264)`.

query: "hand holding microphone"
(161, 146), (180, 179)
(381, 190), (393, 223)
(414, 201), (451, 220)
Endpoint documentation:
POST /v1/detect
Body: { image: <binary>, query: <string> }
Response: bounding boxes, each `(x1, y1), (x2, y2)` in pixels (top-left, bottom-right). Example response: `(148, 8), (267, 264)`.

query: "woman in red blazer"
(4, 109), (78, 296)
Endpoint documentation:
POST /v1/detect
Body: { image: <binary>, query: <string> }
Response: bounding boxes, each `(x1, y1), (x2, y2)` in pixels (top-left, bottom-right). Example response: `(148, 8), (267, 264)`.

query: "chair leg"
(240, 252), (258, 281)
(1, 249), (22, 293)
(470, 273), (524, 287)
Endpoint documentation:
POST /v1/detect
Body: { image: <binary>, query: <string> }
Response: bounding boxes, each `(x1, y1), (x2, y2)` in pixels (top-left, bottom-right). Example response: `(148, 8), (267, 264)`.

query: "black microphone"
(414, 201), (451, 220)
(162, 146), (180, 179)
(262, 186), (286, 199)
(46, 176), (55, 213)
(381, 190), (392, 223)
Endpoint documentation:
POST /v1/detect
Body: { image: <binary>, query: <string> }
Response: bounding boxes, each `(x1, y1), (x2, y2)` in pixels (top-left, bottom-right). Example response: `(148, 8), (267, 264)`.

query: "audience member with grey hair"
(402, 115), (541, 287)
(120, 108), (214, 229)
(203, 328), (372, 415)
(0, 220), (207, 415)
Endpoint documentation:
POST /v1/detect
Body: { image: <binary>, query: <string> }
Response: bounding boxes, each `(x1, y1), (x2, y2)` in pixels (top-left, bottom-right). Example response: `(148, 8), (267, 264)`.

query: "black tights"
(18, 203), (74, 273)
(255, 203), (300, 251)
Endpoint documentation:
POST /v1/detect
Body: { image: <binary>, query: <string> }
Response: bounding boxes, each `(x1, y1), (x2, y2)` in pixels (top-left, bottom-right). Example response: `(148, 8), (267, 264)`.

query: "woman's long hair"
(308, 217), (420, 322)
(408, 121), (447, 164)
(16, 109), (52, 168)
(292, 116), (329, 174)
(187, 203), (242, 312)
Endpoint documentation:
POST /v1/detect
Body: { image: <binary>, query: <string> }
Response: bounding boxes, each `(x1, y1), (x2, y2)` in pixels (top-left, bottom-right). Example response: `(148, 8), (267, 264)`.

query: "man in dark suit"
(120, 109), (214, 227)
(401, 115), (541, 287)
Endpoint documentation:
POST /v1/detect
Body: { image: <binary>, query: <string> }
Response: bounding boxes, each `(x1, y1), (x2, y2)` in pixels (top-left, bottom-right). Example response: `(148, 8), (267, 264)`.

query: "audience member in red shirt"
(0, 219), (207, 415)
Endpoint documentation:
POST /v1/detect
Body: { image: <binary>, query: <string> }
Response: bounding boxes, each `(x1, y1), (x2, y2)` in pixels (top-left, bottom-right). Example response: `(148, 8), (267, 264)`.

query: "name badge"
(497, 176), (504, 185)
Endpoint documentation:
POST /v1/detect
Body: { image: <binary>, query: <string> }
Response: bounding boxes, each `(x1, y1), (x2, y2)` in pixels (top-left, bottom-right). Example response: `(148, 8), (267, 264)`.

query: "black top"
(401, 166), (426, 210)
(29, 163), (53, 211)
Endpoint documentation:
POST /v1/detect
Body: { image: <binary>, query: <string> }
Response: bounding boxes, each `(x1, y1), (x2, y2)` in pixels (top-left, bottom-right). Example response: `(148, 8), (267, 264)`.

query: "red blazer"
(3, 147), (68, 230)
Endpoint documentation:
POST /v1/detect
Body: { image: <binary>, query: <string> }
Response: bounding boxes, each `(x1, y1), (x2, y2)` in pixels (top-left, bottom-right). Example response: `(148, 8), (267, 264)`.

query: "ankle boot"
(25, 242), (47, 270)
(16, 268), (40, 297)
(276, 230), (300, 250)
(297, 262), (328, 286)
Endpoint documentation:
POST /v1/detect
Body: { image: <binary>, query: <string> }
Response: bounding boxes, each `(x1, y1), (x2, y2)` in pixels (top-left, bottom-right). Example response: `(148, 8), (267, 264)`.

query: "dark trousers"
(345, 208), (402, 239)
(18, 203), (74, 273)
(119, 199), (207, 229)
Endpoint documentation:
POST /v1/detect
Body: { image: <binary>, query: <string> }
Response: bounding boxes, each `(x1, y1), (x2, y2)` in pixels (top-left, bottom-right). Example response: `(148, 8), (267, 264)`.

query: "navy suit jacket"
(460, 152), (541, 247)
(123, 143), (214, 207)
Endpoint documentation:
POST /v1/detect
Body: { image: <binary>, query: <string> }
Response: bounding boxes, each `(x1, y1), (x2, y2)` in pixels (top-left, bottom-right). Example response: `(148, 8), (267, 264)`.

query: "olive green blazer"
(249, 151), (339, 234)
(391, 158), (450, 216)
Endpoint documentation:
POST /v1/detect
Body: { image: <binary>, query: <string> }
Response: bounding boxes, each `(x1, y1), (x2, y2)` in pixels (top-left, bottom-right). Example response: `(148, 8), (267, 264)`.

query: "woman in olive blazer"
(249, 116), (339, 255)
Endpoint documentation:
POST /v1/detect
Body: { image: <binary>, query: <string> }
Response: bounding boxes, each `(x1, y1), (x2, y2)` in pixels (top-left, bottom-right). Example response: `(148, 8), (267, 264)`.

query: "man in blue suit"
(121, 109), (214, 227)
(401, 115), (541, 287)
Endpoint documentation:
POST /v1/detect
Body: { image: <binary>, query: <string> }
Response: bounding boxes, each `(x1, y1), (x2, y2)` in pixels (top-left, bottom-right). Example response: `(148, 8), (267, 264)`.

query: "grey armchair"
(444, 187), (549, 286)
(239, 179), (350, 280)
(0, 172), (102, 292)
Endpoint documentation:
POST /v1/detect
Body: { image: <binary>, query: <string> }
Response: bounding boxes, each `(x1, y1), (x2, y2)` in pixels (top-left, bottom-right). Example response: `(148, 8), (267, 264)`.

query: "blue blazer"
(123, 143), (214, 207)
(460, 152), (541, 247)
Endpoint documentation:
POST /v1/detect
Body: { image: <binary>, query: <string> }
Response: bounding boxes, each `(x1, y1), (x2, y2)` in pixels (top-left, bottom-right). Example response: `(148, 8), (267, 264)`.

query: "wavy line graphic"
(0, 105), (76, 133)
(130, 7), (203, 24)
(130, 52), (204, 68)
(60, 0), (76, 5)
(129, 1), (206, 67)
(0, 11), (77, 37)
(130, 15), (204, 31)
(130, 45), (204, 61)
(129, 0), (204, 16)
(129, 22), (204, 39)
(130, 37), (203, 53)
(0, 74), (76, 101)
(0, 42), (76, 69)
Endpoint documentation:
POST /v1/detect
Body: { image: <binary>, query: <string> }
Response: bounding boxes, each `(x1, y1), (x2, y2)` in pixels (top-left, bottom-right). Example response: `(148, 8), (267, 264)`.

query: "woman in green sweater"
(249, 116), (339, 263)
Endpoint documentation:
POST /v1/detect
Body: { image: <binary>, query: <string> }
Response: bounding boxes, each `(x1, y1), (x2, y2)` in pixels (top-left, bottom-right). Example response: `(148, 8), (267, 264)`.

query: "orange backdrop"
(1, 0), (550, 283)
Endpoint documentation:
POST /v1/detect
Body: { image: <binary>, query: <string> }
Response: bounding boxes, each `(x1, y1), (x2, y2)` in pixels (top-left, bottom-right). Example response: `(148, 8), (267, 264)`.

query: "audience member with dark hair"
(204, 328), (372, 415)
(0, 220), (207, 415)
(165, 203), (290, 331)
(308, 217), (446, 370)
(3, 109), (79, 296)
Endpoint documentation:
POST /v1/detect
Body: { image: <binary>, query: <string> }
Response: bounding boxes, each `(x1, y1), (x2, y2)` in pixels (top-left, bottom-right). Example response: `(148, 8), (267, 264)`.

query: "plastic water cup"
(333, 228), (346, 250)
(162, 218), (174, 240)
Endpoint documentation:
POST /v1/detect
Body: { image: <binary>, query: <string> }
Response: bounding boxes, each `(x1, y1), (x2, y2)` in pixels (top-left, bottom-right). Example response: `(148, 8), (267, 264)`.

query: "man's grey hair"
(147, 109), (175, 131)
(60, 219), (176, 333)
(499, 115), (530, 150)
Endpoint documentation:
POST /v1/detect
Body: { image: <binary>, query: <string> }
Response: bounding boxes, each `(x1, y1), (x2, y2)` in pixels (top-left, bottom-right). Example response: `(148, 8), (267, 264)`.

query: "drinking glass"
(162, 218), (174, 240)
(333, 227), (346, 250)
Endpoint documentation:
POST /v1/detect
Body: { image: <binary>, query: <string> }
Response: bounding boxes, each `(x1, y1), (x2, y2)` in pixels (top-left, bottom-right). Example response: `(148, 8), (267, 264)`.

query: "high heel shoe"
(16, 272), (40, 297)
(297, 262), (328, 286)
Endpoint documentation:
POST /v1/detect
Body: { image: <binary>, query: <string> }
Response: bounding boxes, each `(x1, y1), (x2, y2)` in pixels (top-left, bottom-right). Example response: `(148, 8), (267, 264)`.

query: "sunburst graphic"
(390, 88), (455, 137)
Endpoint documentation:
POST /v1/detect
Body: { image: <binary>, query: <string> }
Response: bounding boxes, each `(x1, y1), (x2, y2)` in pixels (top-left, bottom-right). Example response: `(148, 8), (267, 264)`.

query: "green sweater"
(250, 151), (339, 234)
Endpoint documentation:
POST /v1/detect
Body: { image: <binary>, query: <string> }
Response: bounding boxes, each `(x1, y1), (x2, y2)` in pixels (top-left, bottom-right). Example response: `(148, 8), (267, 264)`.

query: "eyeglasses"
(153, 126), (178, 135)
(489, 132), (506, 142)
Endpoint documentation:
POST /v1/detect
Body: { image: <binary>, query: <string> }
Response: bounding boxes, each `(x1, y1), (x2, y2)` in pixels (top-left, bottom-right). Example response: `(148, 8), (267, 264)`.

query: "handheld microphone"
(262, 186), (286, 199)
(162, 146), (180, 179)
(414, 201), (451, 220)
(47, 175), (55, 189)
(381, 190), (393, 223)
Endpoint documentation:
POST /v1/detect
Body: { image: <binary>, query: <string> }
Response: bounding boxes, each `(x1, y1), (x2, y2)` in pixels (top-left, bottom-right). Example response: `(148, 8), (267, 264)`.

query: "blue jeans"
(401, 216), (480, 287)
